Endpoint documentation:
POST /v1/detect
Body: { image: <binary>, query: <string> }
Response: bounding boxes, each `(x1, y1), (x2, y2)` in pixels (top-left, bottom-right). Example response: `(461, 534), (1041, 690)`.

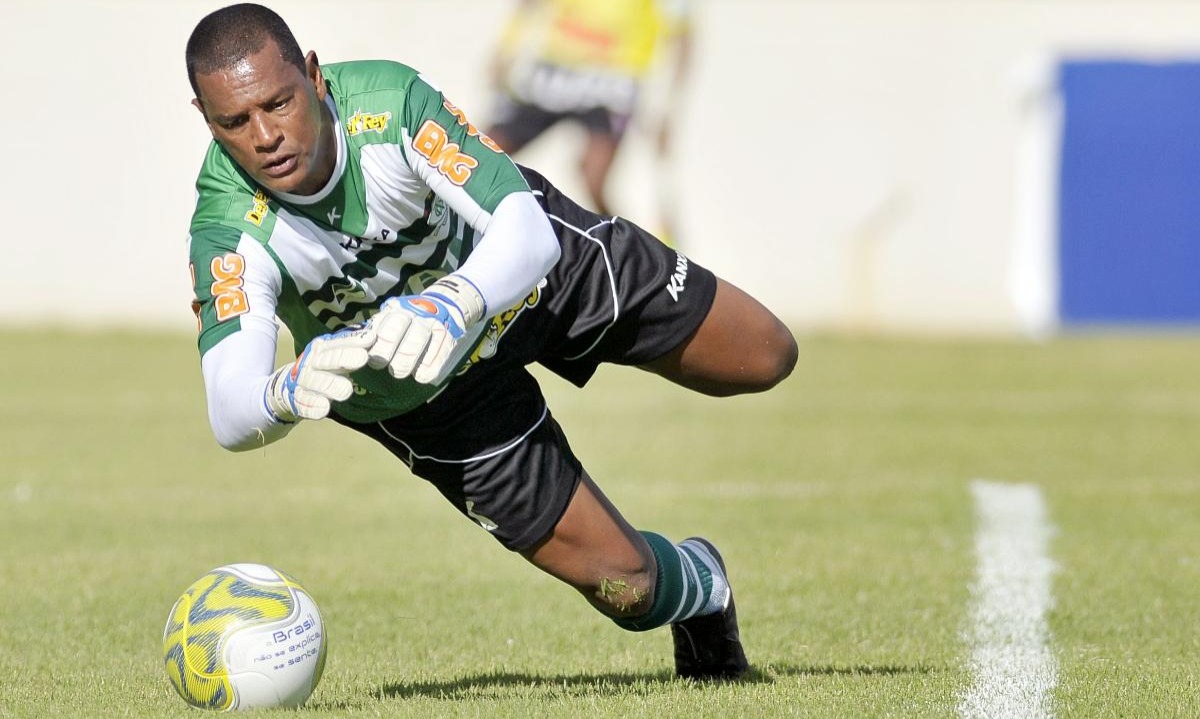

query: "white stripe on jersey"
(260, 210), (360, 295)
(235, 235), (284, 337)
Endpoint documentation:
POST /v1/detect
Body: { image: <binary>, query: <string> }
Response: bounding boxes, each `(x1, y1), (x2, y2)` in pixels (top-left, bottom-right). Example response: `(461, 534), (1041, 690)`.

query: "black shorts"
(488, 93), (633, 153)
(336, 167), (717, 551)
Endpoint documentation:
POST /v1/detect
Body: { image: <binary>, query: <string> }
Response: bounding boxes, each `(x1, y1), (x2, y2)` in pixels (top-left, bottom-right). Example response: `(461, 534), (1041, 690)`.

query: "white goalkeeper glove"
(264, 325), (375, 423)
(366, 276), (487, 385)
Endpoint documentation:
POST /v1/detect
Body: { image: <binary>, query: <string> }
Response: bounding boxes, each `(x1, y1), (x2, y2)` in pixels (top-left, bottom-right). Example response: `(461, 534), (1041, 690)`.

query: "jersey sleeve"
(189, 221), (294, 450)
(400, 74), (531, 231)
(188, 222), (282, 357)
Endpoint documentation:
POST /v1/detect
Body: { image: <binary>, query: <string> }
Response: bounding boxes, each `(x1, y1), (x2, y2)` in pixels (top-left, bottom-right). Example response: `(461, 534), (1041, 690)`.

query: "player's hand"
(264, 325), (375, 423)
(366, 276), (486, 385)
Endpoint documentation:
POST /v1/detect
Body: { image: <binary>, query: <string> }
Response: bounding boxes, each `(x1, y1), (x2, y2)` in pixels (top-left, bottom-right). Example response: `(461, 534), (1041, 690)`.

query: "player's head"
(186, 3), (336, 196)
(186, 3), (304, 98)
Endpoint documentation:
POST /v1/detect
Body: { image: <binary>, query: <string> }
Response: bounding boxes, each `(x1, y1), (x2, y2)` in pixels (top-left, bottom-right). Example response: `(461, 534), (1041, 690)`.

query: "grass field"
(2, 329), (1198, 717)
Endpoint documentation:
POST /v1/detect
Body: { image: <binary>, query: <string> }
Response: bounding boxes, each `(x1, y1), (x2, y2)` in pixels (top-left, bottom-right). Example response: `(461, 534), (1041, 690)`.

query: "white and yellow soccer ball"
(162, 563), (327, 711)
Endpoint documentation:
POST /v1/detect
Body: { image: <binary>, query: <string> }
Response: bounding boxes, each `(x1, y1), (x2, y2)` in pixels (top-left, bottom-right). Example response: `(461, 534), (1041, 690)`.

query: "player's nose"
(250, 112), (283, 151)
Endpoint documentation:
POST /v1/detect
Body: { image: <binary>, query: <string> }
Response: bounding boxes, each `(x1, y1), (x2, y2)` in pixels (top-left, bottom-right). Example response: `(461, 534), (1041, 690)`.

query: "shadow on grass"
(767, 662), (935, 678)
(352, 662), (932, 702)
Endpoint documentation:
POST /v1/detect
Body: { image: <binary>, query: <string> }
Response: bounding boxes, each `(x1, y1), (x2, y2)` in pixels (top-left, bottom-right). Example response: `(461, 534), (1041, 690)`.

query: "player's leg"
(639, 277), (798, 397)
(576, 107), (629, 216)
(519, 471), (655, 618)
(511, 163), (796, 401)
(579, 130), (619, 216)
(520, 466), (748, 680)
(338, 371), (743, 678)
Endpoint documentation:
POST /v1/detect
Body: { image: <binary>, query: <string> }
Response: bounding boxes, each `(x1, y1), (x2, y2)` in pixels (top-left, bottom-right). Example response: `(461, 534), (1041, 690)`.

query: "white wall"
(3, 1), (1199, 333)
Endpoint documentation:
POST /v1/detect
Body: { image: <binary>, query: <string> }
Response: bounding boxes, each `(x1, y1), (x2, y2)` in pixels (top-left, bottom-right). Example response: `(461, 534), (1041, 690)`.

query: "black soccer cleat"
(671, 538), (750, 680)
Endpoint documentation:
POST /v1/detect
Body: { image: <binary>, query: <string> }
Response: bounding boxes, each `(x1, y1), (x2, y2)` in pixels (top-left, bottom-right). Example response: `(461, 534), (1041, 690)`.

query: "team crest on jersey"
(346, 109), (392, 136)
(244, 189), (269, 227)
(428, 197), (448, 227)
(462, 279), (547, 371)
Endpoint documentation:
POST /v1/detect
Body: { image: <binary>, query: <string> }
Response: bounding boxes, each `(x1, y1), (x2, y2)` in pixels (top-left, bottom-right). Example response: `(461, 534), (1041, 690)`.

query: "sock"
(611, 531), (731, 632)
(679, 538), (731, 617)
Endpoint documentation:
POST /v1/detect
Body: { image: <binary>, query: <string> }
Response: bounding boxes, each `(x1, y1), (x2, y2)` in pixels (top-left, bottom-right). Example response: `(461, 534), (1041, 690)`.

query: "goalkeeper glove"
(264, 325), (375, 423)
(366, 276), (486, 385)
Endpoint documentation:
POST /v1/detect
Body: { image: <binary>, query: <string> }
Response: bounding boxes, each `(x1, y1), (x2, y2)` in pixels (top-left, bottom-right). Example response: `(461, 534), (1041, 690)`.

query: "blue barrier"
(1059, 60), (1200, 325)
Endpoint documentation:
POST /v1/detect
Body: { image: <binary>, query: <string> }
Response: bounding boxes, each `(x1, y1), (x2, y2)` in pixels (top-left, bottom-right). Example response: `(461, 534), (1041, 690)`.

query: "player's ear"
(191, 97), (215, 135)
(305, 51), (326, 101)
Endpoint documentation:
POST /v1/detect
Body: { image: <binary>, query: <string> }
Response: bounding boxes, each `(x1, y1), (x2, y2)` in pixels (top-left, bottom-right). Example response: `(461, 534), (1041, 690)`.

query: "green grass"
(1, 329), (1198, 717)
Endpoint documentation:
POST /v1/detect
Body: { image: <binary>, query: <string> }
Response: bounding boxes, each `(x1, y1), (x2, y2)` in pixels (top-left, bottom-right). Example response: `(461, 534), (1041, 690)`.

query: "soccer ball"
(162, 563), (327, 710)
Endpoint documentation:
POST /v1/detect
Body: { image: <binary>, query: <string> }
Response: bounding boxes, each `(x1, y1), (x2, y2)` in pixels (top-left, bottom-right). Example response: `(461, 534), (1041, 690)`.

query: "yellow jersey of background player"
(498, 0), (689, 85)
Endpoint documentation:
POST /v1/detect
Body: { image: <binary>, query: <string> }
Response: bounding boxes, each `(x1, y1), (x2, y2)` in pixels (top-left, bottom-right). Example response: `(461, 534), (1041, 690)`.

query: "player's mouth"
(261, 154), (298, 179)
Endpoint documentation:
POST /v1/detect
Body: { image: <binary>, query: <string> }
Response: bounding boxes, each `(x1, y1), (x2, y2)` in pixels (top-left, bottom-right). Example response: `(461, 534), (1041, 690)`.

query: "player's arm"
(403, 73), (560, 304)
(191, 227), (372, 451)
(366, 75), (559, 384)
(201, 330), (291, 451)
(202, 324), (374, 451)
(192, 232), (291, 451)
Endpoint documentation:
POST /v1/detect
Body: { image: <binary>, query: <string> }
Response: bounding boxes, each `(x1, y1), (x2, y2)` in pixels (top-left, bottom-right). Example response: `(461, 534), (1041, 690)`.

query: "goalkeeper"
(185, 3), (796, 681)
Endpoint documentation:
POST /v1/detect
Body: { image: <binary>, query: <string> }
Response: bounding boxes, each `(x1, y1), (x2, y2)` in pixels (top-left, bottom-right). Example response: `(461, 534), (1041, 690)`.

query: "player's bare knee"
(760, 321), (798, 390)
(587, 547), (655, 618)
(733, 319), (797, 394)
(591, 566), (655, 618)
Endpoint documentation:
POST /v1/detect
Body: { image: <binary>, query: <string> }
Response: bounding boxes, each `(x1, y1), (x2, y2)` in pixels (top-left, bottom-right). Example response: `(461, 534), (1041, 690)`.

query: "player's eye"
(218, 116), (248, 130)
(271, 97), (291, 111)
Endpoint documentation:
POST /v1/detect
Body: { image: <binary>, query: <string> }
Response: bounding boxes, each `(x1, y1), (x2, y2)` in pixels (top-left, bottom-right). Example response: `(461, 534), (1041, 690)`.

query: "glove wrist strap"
(424, 275), (487, 328)
(263, 366), (300, 424)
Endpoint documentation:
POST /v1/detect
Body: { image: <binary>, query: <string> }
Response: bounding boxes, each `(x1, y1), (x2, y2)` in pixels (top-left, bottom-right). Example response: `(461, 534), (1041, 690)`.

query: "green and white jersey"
(188, 61), (531, 422)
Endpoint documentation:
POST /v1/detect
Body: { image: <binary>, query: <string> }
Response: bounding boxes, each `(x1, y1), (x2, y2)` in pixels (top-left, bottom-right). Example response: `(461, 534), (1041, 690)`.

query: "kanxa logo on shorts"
(667, 252), (689, 302)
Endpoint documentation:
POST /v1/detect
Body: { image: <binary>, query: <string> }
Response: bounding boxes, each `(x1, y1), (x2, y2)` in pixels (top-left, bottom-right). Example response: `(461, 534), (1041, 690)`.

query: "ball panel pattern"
(162, 565), (299, 710)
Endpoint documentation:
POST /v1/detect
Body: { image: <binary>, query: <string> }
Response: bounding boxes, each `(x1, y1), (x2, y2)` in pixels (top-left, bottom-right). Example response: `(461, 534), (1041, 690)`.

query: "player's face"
(192, 40), (336, 196)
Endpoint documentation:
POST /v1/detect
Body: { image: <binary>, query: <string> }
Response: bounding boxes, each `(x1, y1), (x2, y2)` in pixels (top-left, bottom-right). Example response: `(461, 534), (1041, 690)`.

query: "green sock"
(611, 531), (716, 632)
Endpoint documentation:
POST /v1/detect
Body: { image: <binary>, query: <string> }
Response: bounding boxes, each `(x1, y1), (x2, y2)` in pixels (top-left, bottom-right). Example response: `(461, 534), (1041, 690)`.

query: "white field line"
(959, 480), (1058, 719)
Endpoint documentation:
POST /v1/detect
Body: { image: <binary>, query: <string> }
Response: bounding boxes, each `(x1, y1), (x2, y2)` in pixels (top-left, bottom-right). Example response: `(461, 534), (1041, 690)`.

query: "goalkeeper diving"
(186, 2), (796, 680)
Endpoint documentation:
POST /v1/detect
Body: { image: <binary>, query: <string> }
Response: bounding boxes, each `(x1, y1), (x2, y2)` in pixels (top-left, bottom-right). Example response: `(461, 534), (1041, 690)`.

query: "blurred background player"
(486, 0), (693, 245)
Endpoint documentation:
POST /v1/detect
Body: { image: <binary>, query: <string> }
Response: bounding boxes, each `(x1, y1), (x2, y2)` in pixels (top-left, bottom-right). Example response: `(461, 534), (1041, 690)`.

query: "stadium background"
(5, 0), (1200, 336)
